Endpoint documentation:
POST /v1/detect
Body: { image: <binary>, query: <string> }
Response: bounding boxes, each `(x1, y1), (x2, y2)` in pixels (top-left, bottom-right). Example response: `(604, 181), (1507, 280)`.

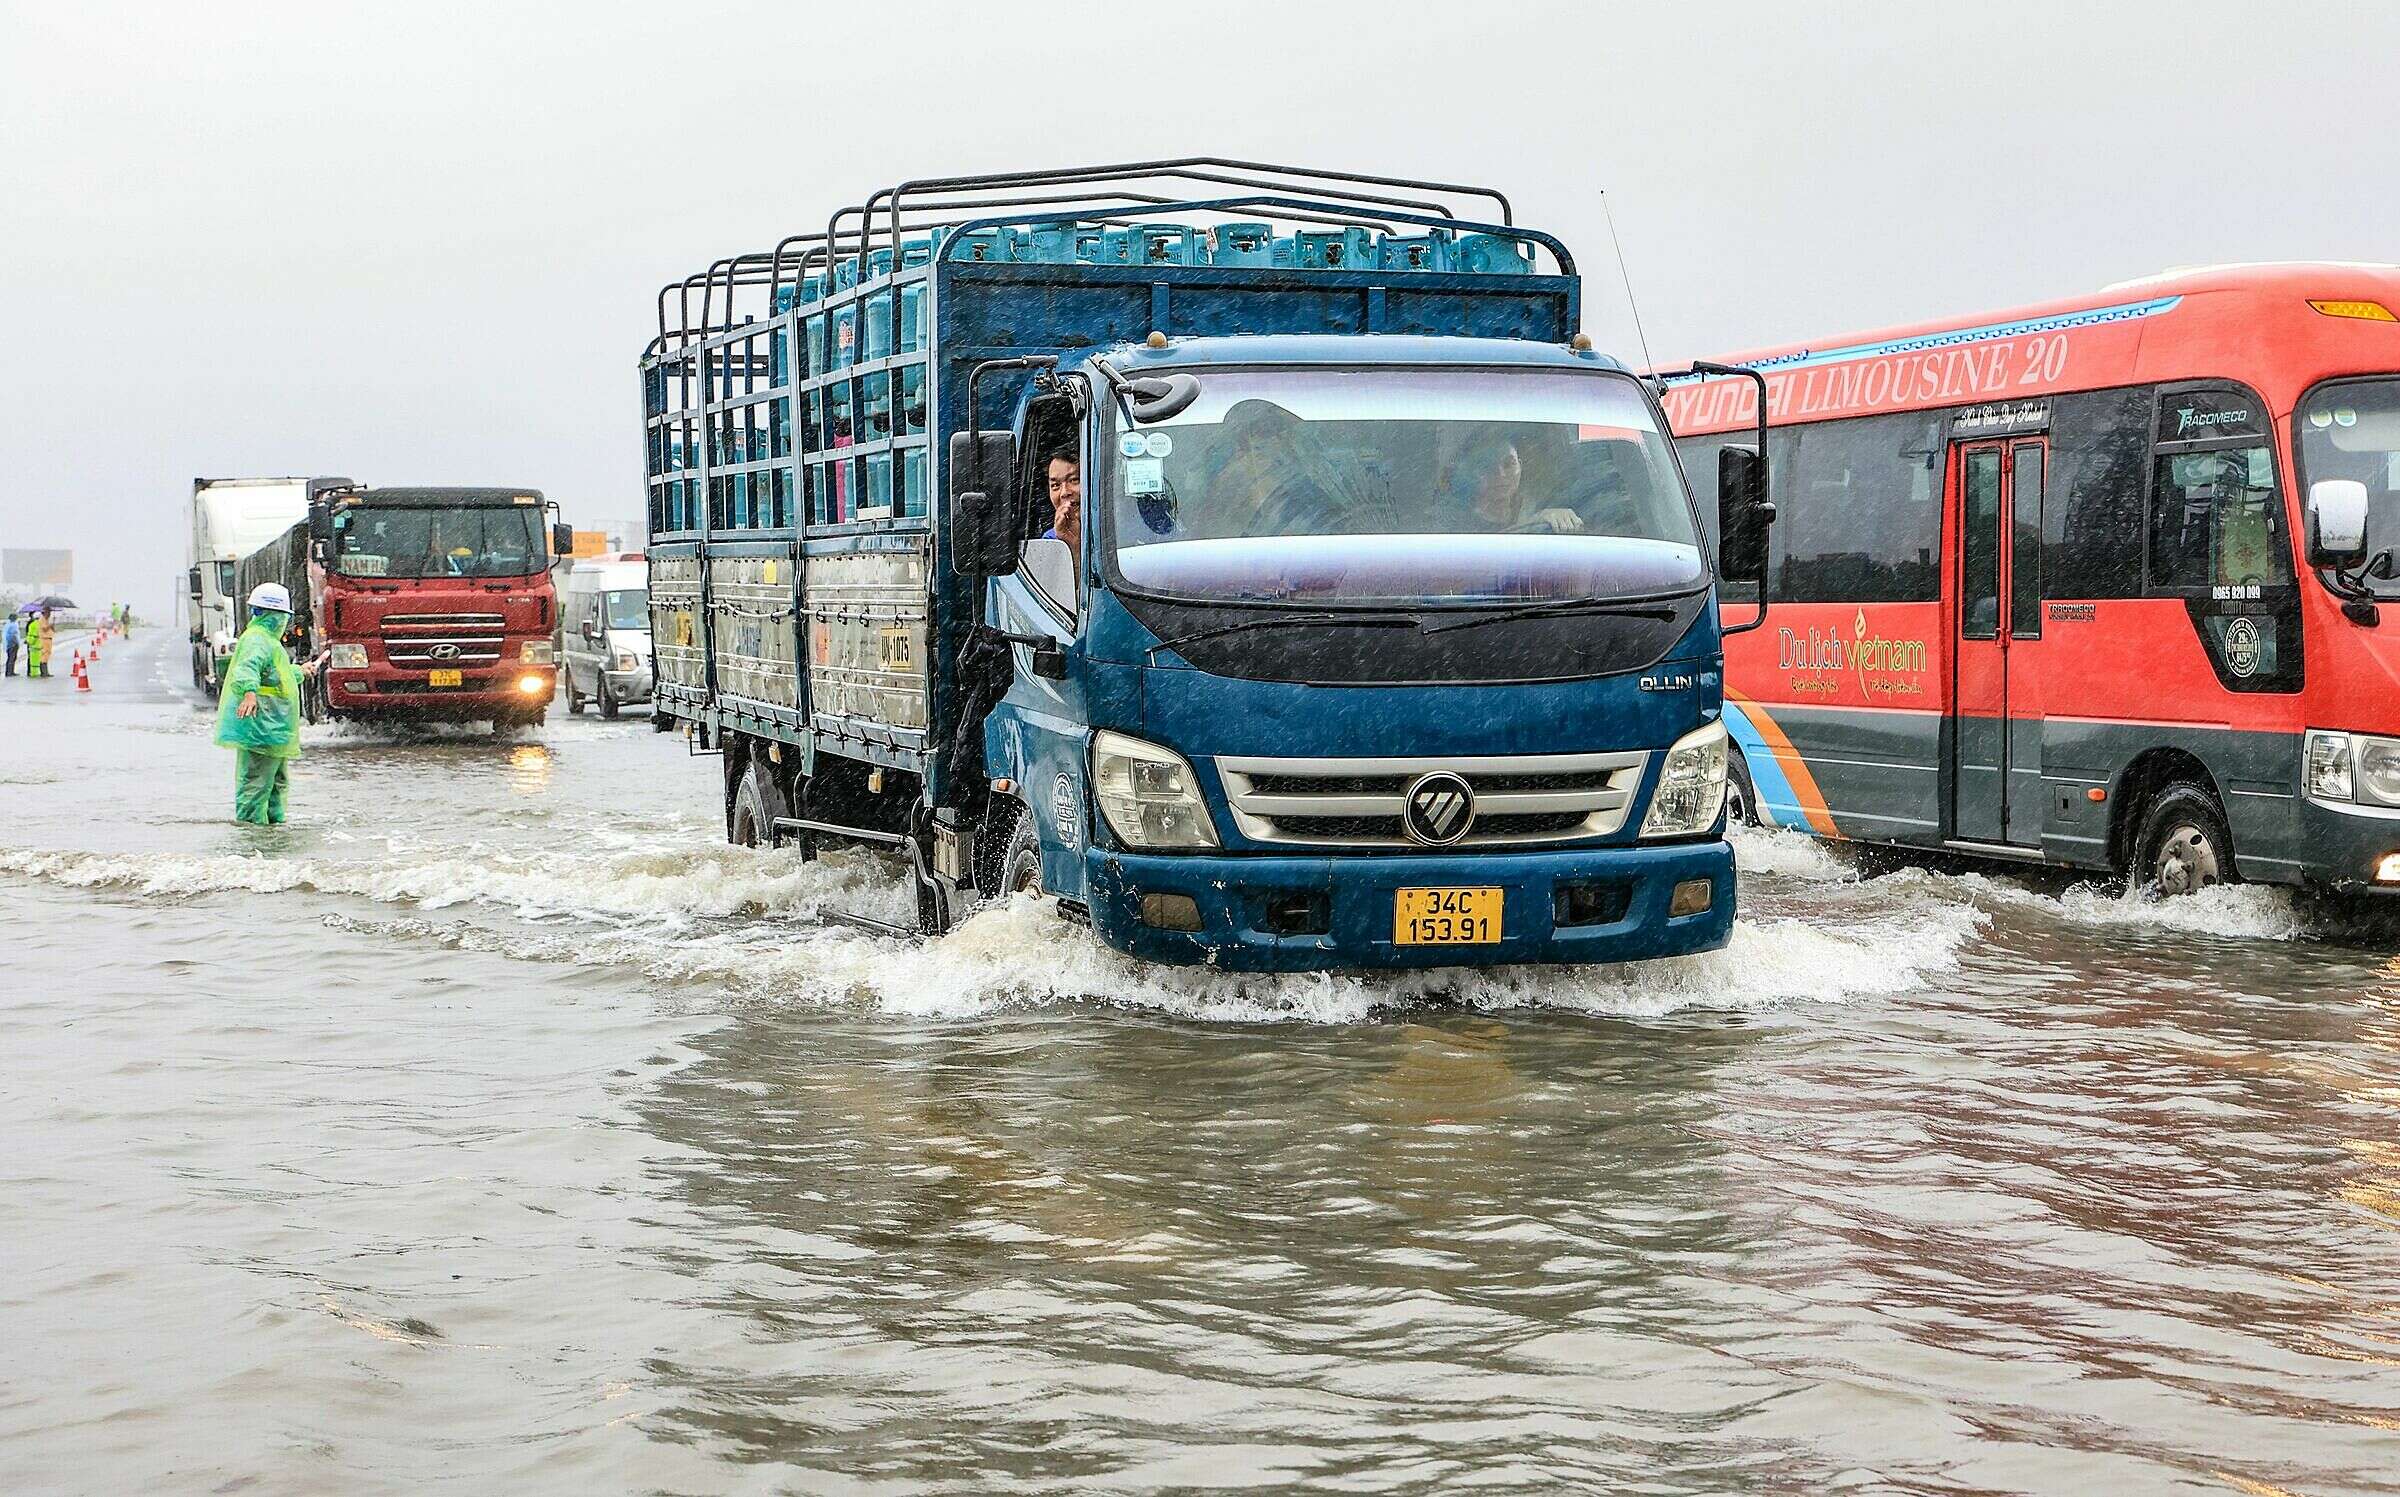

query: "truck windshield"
(332, 506), (546, 579)
(1104, 367), (1705, 606)
(2297, 378), (2400, 598)
(604, 590), (648, 629)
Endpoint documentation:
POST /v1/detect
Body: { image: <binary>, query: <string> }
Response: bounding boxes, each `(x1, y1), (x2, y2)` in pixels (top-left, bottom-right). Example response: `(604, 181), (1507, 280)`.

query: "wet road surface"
(2, 629), (2396, 1494)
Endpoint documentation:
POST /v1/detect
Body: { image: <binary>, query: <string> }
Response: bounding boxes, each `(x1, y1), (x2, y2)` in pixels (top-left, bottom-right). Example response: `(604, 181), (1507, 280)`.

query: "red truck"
(240, 485), (569, 728)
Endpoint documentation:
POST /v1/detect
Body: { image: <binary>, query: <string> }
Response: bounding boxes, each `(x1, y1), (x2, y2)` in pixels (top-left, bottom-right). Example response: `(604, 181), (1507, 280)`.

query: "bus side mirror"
(947, 430), (1022, 577)
(1717, 444), (1774, 585)
(553, 522), (575, 557)
(2308, 478), (2370, 568)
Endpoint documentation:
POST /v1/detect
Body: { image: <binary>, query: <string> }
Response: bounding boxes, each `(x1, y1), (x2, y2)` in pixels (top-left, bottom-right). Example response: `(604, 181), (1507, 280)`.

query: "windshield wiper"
(1420, 592), (1693, 636)
(1146, 610), (1422, 658)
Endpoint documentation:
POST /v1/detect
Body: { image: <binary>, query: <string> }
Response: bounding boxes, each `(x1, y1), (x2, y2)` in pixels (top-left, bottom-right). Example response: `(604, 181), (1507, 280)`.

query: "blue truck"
(641, 160), (1773, 969)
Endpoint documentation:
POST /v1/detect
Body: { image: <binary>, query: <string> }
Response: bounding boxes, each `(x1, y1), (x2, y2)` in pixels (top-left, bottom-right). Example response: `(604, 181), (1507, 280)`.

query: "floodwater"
(2, 630), (2396, 1496)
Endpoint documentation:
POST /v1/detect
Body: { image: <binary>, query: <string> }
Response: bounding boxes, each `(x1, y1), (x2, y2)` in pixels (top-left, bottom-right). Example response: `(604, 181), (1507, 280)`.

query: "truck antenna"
(1599, 191), (1656, 377)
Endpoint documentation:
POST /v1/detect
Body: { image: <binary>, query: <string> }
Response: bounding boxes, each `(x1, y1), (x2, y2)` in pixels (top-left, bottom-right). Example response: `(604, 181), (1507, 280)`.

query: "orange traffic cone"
(71, 650), (82, 674)
(74, 662), (90, 692)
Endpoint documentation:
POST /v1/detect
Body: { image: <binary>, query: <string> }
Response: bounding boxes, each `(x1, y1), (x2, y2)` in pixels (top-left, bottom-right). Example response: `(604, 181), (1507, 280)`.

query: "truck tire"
(1725, 750), (1759, 828)
(2131, 781), (2234, 896)
(598, 679), (620, 720)
(565, 669), (585, 715)
(728, 756), (789, 848)
(997, 803), (1044, 896)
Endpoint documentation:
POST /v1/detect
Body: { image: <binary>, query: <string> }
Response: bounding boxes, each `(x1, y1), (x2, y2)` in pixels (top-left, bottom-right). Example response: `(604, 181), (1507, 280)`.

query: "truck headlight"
(520, 640), (555, 664)
(613, 652), (639, 671)
(2308, 729), (2400, 806)
(328, 643), (368, 670)
(1640, 719), (1729, 838)
(1092, 731), (1218, 849)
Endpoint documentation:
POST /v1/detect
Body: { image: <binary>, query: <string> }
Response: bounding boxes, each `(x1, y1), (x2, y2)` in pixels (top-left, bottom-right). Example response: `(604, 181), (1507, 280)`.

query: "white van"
(560, 556), (652, 718)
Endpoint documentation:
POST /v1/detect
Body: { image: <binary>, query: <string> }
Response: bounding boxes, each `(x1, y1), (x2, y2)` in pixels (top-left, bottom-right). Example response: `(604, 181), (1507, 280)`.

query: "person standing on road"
(24, 607), (47, 680)
(214, 583), (321, 826)
(3, 611), (19, 678)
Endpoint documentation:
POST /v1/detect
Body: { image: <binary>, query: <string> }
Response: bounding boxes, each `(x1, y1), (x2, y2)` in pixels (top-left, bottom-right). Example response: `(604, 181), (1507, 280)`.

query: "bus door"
(1950, 436), (2046, 847)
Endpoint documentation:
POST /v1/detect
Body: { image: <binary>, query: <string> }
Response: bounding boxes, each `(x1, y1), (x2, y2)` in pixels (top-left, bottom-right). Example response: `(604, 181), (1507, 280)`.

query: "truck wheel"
(1725, 751), (1759, 828)
(999, 804), (1043, 895)
(2131, 781), (2234, 896)
(728, 757), (788, 848)
(598, 680), (620, 720)
(565, 671), (585, 715)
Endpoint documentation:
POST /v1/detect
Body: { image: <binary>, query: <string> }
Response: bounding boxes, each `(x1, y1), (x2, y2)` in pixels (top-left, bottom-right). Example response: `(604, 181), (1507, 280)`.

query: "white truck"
(184, 476), (348, 694)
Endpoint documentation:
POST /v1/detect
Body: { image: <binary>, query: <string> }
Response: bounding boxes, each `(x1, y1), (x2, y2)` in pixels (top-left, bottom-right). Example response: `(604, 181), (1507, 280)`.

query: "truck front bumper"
(327, 665), (555, 717)
(1082, 839), (1736, 971)
(601, 665), (655, 701)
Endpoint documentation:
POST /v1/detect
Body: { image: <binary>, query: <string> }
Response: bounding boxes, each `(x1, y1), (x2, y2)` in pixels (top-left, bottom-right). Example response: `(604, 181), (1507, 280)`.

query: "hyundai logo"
(1402, 771), (1476, 846)
(428, 643), (461, 660)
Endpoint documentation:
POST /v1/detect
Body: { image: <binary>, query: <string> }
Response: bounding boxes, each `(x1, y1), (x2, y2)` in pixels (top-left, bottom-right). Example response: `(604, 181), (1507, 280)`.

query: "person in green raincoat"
(23, 607), (47, 679)
(214, 583), (321, 825)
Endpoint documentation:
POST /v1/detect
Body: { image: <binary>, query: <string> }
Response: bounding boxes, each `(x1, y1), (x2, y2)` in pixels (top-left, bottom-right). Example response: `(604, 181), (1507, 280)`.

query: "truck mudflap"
(1080, 840), (1736, 971)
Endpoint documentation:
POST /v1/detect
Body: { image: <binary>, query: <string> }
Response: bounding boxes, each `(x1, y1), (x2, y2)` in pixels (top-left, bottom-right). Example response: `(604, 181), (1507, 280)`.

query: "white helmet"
(247, 582), (293, 614)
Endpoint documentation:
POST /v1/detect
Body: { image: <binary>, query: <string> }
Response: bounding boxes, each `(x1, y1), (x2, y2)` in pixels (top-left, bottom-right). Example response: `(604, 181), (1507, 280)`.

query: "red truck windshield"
(332, 506), (546, 579)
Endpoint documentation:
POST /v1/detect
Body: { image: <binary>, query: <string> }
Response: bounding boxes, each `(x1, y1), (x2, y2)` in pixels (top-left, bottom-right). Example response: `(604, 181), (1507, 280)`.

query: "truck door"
(1949, 436), (2046, 848)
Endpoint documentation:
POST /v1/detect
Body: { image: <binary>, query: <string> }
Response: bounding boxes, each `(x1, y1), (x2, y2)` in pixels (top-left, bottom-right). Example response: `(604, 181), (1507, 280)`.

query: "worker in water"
(214, 583), (320, 825)
(24, 606), (47, 679)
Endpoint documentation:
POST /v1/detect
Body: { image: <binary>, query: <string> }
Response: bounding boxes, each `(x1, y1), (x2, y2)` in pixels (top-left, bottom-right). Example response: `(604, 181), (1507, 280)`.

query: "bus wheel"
(2132, 782), (2234, 897)
(1725, 751), (1759, 828)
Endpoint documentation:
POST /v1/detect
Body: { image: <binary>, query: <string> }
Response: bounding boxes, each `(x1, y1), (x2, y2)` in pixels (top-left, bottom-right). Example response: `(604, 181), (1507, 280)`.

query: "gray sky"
(7, 0), (2397, 613)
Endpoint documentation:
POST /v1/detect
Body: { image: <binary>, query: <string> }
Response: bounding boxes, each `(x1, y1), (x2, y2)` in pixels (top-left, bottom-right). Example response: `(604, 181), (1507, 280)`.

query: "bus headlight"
(520, 639), (555, 664)
(1093, 731), (1218, 849)
(2306, 729), (2400, 806)
(1641, 719), (1730, 838)
(328, 643), (368, 670)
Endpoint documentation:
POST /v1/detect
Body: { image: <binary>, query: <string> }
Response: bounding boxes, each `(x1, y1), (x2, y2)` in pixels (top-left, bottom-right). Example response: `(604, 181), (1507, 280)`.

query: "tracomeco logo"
(1777, 609), (1930, 698)
(2176, 405), (2251, 435)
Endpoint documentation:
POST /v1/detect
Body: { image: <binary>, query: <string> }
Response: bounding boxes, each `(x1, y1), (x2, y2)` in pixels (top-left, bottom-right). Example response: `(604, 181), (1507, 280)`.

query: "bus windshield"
(1103, 367), (1706, 607)
(332, 506), (547, 579)
(2297, 378), (2400, 597)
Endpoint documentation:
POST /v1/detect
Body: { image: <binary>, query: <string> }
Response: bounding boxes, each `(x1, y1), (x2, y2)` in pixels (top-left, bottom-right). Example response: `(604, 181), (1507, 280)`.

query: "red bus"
(1664, 262), (2400, 896)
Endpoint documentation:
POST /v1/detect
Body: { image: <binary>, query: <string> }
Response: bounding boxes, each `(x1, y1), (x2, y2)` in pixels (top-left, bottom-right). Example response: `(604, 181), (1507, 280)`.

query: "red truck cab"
(311, 486), (568, 727)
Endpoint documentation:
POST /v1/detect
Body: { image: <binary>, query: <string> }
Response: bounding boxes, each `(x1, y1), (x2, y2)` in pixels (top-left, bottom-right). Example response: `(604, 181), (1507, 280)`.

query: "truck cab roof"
(1094, 332), (1621, 374)
(340, 486), (546, 507)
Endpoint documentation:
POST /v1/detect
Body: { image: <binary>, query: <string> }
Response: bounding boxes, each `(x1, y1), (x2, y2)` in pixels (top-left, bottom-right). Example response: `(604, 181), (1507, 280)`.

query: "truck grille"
(380, 612), (506, 667)
(1215, 752), (1648, 848)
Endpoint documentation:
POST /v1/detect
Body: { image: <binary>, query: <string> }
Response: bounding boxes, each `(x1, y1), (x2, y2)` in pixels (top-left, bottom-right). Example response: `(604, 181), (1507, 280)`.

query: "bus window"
(1774, 412), (1944, 603)
(2043, 387), (2151, 600)
(1961, 448), (2003, 638)
(2149, 444), (2289, 592)
(2010, 443), (2044, 638)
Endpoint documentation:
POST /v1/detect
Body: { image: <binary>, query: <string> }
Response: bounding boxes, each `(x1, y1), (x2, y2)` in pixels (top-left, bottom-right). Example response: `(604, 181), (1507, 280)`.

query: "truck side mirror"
(2308, 478), (2371, 569)
(552, 522), (574, 556)
(947, 430), (1022, 577)
(1717, 444), (1774, 585)
(185, 568), (201, 599)
(308, 507), (333, 545)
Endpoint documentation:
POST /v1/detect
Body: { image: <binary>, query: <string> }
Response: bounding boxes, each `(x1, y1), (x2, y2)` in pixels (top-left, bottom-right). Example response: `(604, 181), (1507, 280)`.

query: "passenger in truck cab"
(1042, 449), (1082, 560)
(1207, 400), (1348, 538)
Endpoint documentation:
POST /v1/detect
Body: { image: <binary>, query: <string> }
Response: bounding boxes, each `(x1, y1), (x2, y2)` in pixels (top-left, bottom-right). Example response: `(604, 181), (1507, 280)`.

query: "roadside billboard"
(2, 549), (73, 588)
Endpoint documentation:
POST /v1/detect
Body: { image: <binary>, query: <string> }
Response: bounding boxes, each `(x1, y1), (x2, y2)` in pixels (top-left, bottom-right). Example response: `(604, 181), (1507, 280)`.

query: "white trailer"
(185, 476), (345, 693)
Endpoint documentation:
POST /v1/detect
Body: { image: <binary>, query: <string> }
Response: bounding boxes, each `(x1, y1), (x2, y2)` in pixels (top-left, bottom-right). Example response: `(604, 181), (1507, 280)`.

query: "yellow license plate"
(427, 668), (463, 687)
(1394, 887), (1503, 946)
